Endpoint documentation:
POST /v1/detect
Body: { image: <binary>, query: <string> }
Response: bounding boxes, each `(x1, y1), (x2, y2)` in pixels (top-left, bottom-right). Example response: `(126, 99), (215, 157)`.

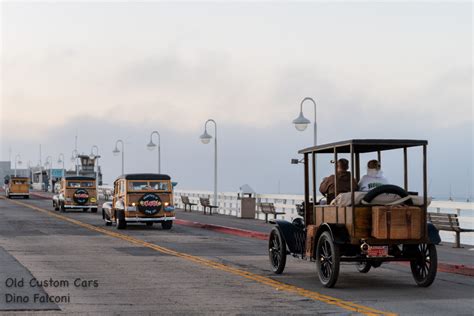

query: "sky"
(1, 1), (472, 199)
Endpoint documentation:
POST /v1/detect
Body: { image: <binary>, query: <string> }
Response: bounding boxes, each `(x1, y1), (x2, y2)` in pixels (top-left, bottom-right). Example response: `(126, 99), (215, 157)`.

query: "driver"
(358, 160), (388, 191)
(319, 158), (358, 204)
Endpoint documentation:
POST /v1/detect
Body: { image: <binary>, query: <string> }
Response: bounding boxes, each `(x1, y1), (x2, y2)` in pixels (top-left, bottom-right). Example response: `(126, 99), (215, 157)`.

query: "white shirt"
(358, 169), (389, 192)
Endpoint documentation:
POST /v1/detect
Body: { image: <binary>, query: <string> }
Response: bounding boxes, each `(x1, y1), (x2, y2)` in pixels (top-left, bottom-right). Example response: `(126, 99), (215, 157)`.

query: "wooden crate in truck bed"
(372, 206), (422, 239)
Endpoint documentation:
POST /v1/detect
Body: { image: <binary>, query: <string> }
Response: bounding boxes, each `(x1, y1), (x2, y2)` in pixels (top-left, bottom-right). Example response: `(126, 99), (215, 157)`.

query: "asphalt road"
(0, 196), (473, 315)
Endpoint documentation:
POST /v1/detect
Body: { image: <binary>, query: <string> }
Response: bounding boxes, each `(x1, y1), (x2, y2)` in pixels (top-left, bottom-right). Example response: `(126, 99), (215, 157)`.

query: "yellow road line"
(2, 197), (396, 316)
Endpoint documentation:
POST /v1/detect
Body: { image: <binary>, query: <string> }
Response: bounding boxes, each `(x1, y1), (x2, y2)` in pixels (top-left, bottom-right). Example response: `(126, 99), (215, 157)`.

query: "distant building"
(1, 154), (102, 192)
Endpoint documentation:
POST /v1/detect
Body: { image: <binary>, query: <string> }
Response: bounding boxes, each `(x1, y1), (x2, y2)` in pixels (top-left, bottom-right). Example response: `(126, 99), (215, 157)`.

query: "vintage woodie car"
(52, 176), (98, 212)
(102, 173), (175, 230)
(268, 139), (441, 288)
(5, 176), (30, 199)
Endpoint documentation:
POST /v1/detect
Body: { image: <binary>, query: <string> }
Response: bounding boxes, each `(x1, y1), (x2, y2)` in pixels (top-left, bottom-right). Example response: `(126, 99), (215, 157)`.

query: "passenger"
(319, 158), (358, 204)
(358, 159), (388, 191)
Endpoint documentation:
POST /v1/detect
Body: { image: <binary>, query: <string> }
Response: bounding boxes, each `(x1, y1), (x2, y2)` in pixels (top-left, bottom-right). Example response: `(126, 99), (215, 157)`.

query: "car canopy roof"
(117, 173), (171, 181)
(298, 139), (427, 154)
(64, 176), (96, 181)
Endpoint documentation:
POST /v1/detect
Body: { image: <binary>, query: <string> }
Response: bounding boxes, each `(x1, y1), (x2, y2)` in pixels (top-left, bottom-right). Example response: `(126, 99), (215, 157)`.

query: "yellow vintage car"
(52, 176), (98, 212)
(102, 174), (175, 230)
(5, 176), (30, 199)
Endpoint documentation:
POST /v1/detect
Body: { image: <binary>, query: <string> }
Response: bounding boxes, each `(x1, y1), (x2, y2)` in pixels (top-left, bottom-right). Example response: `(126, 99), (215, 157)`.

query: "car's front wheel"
(356, 262), (371, 273)
(116, 210), (127, 229)
(268, 227), (286, 274)
(161, 221), (173, 230)
(315, 231), (340, 288)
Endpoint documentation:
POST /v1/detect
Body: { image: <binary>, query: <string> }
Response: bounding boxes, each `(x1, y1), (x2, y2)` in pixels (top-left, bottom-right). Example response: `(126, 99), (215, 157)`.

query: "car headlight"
(164, 202), (169, 207)
(132, 202), (136, 206)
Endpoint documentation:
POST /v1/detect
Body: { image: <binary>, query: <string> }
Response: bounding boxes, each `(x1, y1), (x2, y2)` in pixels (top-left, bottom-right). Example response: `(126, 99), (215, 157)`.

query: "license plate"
(367, 246), (388, 257)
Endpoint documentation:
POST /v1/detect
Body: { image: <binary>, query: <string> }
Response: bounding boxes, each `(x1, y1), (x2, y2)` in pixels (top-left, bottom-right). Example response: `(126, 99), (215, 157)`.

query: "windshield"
(128, 181), (170, 191)
(12, 180), (28, 184)
(67, 181), (94, 188)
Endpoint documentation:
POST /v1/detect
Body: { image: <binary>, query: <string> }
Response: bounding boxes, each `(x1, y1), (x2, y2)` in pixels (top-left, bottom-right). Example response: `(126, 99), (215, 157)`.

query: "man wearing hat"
(319, 158), (358, 204)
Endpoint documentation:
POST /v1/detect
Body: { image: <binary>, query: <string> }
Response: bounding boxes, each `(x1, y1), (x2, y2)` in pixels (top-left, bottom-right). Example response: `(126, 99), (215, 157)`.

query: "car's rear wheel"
(146, 222), (153, 227)
(161, 221), (172, 230)
(268, 227), (286, 274)
(60, 202), (66, 212)
(410, 243), (437, 287)
(91, 208), (97, 213)
(116, 210), (127, 229)
(24, 195), (29, 199)
(356, 262), (371, 273)
(82, 208), (89, 212)
(315, 231), (340, 288)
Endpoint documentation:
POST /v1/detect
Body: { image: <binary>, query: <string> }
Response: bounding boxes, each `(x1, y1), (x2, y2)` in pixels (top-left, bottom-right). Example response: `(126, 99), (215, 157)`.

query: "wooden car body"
(5, 176), (30, 198)
(54, 176), (98, 210)
(106, 174), (175, 224)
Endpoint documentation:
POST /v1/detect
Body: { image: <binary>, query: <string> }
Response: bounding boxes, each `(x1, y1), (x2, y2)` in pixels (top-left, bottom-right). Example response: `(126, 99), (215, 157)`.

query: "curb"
(175, 219), (269, 240)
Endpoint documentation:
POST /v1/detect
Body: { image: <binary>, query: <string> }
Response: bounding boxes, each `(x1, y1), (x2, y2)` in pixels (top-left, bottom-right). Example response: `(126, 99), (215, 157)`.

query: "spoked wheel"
(268, 227), (286, 274)
(410, 243), (437, 287)
(356, 262), (371, 273)
(315, 231), (340, 288)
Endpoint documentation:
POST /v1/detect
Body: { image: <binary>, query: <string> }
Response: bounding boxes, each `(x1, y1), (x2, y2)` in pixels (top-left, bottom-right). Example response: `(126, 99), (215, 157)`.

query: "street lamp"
(113, 140), (125, 175)
(199, 119), (218, 206)
(292, 97), (317, 145)
(147, 131), (161, 174)
(90, 145), (100, 186)
(57, 153), (65, 178)
(45, 156), (52, 192)
(14, 154), (22, 177)
(71, 149), (79, 176)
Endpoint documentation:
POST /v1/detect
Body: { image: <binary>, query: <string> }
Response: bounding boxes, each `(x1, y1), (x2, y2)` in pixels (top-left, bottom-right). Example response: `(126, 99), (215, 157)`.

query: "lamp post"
(14, 154), (22, 177)
(113, 140), (125, 175)
(199, 119), (218, 206)
(292, 97), (317, 146)
(57, 153), (65, 178)
(45, 156), (52, 192)
(146, 131), (161, 174)
(90, 145), (100, 186)
(71, 149), (79, 176)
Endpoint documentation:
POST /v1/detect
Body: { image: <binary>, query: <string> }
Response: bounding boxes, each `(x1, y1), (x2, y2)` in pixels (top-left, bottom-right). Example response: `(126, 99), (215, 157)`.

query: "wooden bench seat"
(428, 212), (474, 248)
(181, 195), (197, 212)
(259, 202), (285, 223)
(199, 197), (218, 215)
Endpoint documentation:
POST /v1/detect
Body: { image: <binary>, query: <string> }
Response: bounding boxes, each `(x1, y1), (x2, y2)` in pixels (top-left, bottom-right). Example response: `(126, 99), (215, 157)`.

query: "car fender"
(315, 223), (350, 245)
(427, 222), (441, 245)
(272, 219), (304, 253)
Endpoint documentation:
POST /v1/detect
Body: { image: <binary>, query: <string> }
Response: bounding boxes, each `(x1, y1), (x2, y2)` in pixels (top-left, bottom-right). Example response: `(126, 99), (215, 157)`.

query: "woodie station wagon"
(52, 176), (98, 212)
(102, 173), (175, 230)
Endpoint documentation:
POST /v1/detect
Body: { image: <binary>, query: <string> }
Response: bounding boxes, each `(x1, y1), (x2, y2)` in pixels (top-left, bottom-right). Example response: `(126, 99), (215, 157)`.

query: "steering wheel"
(362, 184), (413, 205)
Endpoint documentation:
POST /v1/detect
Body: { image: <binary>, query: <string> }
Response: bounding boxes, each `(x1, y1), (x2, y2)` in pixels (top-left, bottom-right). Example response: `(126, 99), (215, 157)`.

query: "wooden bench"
(428, 212), (474, 248)
(259, 202), (285, 223)
(181, 195), (197, 212)
(199, 197), (218, 215)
